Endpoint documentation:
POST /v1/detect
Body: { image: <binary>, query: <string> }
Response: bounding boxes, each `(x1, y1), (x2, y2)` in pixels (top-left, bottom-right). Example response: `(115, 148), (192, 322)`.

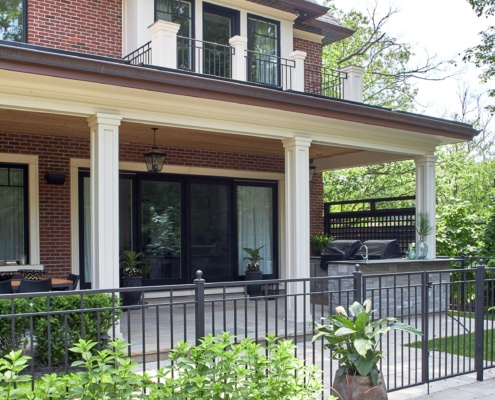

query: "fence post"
(421, 271), (430, 386)
(475, 260), (485, 381)
(353, 264), (362, 303)
(194, 270), (205, 346)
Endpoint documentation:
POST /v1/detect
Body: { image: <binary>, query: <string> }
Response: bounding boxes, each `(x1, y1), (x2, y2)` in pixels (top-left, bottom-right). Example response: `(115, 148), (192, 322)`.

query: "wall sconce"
(309, 160), (316, 181)
(45, 172), (66, 185)
(143, 128), (166, 173)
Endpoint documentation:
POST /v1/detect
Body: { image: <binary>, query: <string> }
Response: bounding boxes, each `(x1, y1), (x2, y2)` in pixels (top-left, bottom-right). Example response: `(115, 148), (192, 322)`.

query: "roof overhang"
(0, 42), (479, 167)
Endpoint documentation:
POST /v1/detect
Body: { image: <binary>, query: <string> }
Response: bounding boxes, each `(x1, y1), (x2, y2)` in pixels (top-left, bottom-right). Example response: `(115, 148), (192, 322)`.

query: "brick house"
(0, 0), (477, 290)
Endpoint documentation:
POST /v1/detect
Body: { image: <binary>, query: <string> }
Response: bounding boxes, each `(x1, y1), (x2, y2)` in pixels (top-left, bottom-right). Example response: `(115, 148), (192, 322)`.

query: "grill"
(355, 239), (402, 260)
(320, 240), (362, 269)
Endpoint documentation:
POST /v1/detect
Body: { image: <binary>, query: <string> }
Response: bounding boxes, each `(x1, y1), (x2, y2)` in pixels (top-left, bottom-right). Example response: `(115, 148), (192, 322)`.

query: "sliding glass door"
(79, 171), (277, 287)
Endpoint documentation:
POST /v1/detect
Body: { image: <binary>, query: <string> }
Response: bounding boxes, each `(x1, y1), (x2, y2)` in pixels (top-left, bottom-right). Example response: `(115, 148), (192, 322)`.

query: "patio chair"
(0, 279), (13, 294)
(16, 278), (52, 293)
(52, 273), (80, 291)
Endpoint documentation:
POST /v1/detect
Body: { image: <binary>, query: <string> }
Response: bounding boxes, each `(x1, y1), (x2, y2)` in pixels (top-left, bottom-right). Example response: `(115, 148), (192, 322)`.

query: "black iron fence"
(305, 63), (344, 98)
(124, 41), (152, 66)
(1, 262), (494, 397)
(245, 50), (295, 89)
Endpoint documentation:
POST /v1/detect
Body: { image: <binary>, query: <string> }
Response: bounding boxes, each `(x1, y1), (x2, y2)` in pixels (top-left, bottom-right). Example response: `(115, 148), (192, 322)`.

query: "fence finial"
(355, 264), (361, 272)
(195, 270), (204, 281)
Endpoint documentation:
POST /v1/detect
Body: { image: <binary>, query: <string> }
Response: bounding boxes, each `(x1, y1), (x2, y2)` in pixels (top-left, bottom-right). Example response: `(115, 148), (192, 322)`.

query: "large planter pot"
(331, 372), (387, 400)
(245, 270), (263, 297)
(121, 276), (143, 307)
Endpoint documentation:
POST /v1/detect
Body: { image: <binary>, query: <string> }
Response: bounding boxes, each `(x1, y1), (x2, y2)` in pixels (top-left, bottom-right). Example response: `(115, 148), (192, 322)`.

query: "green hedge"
(0, 294), (121, 365)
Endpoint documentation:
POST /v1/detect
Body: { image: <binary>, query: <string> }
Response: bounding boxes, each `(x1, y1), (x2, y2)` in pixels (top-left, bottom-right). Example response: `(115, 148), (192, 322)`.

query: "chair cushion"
(18, 269), (46, 280)
(0, 272), (14, 281)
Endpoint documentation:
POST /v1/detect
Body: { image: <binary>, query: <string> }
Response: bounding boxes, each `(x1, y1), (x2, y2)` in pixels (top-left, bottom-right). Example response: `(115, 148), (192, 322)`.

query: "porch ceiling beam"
(314, 151), (415, 171)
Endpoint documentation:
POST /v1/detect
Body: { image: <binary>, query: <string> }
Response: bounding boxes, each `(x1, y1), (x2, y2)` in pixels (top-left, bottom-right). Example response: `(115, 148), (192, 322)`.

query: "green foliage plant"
(310, 233), (333, 255)
(243, 246), (264, 271)
(150, 332), (324, 400)
(120, 250), (145, 277)
(30, 294), (122, 365)
(416, 212), (433, 241)
(313, 300), (422, 386)
(0, 335), (334, 400)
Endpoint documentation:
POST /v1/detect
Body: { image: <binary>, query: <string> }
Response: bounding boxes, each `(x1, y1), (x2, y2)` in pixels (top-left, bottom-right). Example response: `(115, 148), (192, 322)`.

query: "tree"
(0, 0), (23, 42)
(464, 0), (495, 112)
(322, 2), (451, 110)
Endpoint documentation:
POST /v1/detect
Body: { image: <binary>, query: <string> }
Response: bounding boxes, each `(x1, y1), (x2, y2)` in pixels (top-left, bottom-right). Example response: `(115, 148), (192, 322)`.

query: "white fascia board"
(293, 29), (323, 44)
(0, 70), (451, 156)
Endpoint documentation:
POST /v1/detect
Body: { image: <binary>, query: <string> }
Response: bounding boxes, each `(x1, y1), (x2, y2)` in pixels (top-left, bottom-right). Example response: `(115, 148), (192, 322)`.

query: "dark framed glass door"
(79, 171), (278, 287)
(203, 3), (239, 78)
(247, 14), (280, 86)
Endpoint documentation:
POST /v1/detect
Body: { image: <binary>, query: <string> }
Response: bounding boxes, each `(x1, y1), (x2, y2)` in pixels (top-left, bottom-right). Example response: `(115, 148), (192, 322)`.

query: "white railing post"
(229, 35), (247, 82)
(340, 65), (364, 102)
(148, 20), (180, 69)
(289, 51), (307, 92)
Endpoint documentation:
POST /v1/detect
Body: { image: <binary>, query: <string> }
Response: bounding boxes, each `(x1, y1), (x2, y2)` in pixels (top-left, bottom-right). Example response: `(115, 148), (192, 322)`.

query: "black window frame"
(0, 163), (29, 263)
(0, 0), (27, 43)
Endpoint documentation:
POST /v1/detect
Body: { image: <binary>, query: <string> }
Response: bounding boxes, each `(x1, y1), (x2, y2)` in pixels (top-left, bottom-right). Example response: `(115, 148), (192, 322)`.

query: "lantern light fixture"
(309, 159), (316, 181)
(144, 128), (166, 173)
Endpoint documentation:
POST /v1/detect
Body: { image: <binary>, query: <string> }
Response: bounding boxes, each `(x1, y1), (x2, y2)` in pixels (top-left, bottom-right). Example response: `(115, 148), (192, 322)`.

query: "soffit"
(0, 109), (359, 159)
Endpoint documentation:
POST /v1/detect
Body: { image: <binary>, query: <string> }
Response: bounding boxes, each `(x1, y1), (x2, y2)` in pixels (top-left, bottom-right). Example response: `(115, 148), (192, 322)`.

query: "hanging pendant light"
(144, 128), (166, 173)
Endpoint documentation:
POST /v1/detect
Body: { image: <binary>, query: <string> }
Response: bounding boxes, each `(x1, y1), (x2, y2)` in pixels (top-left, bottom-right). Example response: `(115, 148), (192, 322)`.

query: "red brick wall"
(310, 172), (324, 235)
(27, 0), (122, 58)
(0, 132), (299, 278)
(294, 37), (323, 94)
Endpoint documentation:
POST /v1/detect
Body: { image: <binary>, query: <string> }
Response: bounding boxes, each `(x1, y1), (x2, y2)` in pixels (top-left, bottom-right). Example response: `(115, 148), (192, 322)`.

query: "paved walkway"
(389, 368), (495, 399)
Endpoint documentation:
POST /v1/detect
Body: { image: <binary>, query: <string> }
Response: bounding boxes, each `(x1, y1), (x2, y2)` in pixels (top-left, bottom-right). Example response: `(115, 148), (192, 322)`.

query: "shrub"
(0, 298), (31, 357)
(150, 332), (324, 399)
(30, 293), (122, 365)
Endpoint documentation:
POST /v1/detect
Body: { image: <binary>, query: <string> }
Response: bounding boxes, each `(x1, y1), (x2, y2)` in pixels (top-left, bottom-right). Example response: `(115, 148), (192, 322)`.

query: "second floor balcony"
(123, 21), (363, 103)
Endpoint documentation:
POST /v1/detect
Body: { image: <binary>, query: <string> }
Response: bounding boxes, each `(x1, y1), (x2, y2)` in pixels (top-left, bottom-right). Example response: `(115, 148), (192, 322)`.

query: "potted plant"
(310, 233), (333, 256)
(120, 250), (145, 307)
(416, 212), (433, 259)
(313, 300), (422, 400)
(244, 246), (264, 297)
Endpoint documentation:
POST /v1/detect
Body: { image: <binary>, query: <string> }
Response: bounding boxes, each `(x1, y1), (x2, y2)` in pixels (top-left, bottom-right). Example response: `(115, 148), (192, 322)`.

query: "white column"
(283, 137), (312, 322)
(148, 20), (180, 69)
(88, 113), (122, 289)
(229, 35), (247, 82)
(289, 50), (307, 92)
(415, 154), (437, 258)
(340, 65), (364, 102)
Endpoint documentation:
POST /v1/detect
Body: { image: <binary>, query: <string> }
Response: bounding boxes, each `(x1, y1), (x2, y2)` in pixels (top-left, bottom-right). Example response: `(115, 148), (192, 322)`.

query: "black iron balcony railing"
(245, 50), (295, 89)
(124, 41), (152, 66)
(305, 63), (345, 98)
(178, 36), (233, 78)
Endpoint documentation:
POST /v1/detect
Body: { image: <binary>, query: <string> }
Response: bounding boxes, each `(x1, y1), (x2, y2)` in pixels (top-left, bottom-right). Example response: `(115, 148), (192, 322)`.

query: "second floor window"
(0, 0), (24, 42)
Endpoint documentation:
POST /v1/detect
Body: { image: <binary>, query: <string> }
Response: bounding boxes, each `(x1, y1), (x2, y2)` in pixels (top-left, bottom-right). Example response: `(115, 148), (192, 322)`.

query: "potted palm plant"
(244, 246), (264, 297)
(120, 250), (145, 307)
(313, 300), (422, 400)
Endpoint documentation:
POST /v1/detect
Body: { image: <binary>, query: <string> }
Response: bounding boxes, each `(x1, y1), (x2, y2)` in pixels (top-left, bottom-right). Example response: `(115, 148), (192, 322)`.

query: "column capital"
(289, 50), (307, 61)
(148, 19), (180, 36)
(87, 113), (122, 129)
(229, 35), (247, 47)
(282, 137), (312, 149)
(414, 154), (438, 164)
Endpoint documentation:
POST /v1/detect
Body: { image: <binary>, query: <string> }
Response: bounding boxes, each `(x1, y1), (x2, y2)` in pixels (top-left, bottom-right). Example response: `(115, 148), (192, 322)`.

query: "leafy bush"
(0, 335), (331, 400)
(0, 298), (30, 357)
(30, 293), (122, 365)
(151, 332), (324, 399)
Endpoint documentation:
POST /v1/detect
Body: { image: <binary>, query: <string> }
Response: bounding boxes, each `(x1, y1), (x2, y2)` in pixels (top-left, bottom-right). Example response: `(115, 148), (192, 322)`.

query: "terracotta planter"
(331, 372), (387, 400)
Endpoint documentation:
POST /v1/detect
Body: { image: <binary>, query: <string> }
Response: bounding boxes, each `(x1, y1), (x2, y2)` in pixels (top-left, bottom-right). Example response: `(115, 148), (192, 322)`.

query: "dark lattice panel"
(324, 198), (416, 254)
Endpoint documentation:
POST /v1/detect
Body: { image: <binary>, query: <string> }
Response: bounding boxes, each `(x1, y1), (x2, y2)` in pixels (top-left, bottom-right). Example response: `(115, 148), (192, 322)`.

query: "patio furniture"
(52, 274), (79, 291)
(0, 279), (13, 294)
(16, 278), (52, 293)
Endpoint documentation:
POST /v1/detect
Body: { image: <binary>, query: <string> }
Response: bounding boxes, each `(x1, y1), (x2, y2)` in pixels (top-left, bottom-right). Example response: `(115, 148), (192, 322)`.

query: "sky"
(329, 0), (495, 118)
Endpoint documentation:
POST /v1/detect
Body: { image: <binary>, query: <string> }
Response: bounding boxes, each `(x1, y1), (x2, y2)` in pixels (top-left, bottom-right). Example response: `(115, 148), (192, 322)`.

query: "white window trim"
(0, 153), (40, 263)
